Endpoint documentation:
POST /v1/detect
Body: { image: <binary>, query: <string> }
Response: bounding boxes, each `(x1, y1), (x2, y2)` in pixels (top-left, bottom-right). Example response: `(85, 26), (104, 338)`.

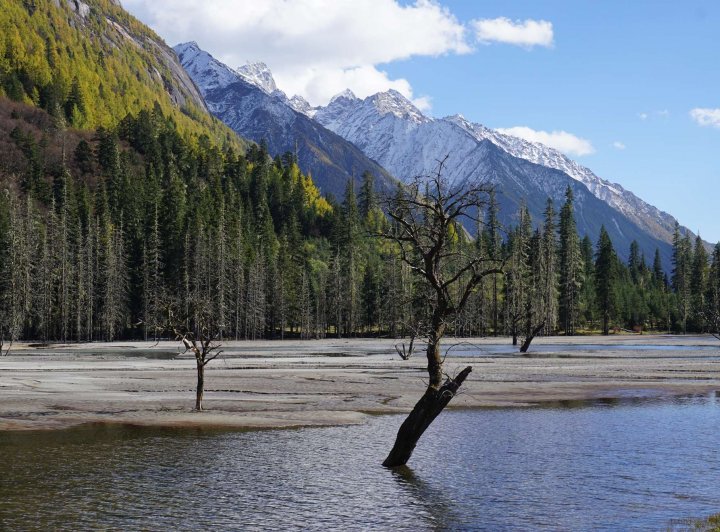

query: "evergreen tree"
(595, 226), (617, 335)
(485, 190), (501, 335)
(628, 240), (642, 284)
(359, 171), (377, 221)
(652, 248), (665, 288)
(705, 244), (720, 336)
(540, 198), (558, 334)
(504, 205), (531, 345)
(690, 235), (709, 331)
(672, 223), (692, 333)
(558, 186), (583, 335)
(340, 179), (361, 335)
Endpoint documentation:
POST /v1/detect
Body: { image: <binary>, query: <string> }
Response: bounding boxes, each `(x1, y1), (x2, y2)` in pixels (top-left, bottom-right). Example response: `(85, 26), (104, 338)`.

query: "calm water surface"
(2, 395), (720, 530)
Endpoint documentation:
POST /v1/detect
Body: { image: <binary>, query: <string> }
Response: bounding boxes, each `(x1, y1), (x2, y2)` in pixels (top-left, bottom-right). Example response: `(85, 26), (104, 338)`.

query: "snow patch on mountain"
(445, 115), (679, 243)
(287, 94), (318, 117)
(173, 42), (238, 93)
(235, 61), (278, 95)
(369, 90), (429, 124)
(315, 86), (681, 244)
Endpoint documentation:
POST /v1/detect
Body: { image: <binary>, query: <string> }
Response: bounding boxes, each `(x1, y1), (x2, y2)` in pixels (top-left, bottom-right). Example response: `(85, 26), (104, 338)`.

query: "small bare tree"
(0, 327), (13, 357)
(168, 309), (223, 411)
(378, 157), (504, 467)
(394, 320), (425, 360)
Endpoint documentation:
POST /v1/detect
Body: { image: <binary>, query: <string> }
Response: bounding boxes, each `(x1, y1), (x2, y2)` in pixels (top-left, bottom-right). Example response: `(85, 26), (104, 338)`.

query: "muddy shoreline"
(1, 335), (719, 432)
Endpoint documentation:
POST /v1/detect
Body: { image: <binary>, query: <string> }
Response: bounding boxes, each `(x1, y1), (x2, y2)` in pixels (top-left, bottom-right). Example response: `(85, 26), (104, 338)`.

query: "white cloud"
(639, 110), (670, 121)
(612, 141), (626, 150)
(497, 126), (595, 156)
(472, 17), (553, 48)
(690, 108), (720, 128)
(121, 0), (469, 107)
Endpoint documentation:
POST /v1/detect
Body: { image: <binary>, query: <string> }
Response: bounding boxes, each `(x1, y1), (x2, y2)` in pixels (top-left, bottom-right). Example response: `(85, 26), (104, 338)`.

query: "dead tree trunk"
(383, 366), (472, 467)
(509, 313), (521, 346)
(520, 322), (545, 353)
(196, 361), (205, 411)
(384, 319), (471, 467)
(377, 156), (505, 467)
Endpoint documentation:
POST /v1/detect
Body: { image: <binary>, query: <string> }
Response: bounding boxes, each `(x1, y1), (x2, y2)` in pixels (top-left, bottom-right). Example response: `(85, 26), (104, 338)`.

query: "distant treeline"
(1, 103), (719, 343)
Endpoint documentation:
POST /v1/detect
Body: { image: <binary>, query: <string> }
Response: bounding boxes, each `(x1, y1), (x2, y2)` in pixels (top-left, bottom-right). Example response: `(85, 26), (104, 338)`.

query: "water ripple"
(2, 394), (720, 530)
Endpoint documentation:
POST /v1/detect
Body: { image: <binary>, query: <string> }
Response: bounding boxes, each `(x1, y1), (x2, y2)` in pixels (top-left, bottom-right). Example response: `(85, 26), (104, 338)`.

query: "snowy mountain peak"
(329, 89), (358, 104)
(176, 41), (200, 53)
(288, 94), (318, 117)
(235, 61), (277, 94)
(173, 42), (238, 93)
(370, 89), (428, 123)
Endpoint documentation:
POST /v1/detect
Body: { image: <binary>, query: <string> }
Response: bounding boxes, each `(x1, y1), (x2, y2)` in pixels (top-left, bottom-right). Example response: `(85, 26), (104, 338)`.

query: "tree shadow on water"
(389, 465), (460, 530)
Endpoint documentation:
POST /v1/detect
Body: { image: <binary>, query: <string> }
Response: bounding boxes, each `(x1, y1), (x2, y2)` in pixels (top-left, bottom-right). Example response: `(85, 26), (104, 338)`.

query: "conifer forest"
(1, 103), (719, 345)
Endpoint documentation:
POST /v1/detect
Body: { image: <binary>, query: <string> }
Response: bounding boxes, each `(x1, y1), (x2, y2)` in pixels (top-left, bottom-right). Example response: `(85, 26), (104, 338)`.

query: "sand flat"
(1, 335), (719, 431)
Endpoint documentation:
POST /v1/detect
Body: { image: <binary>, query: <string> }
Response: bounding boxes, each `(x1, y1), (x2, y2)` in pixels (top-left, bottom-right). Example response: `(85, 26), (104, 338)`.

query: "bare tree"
(378, 157), (504, 467)
(169, 310), (223, 411)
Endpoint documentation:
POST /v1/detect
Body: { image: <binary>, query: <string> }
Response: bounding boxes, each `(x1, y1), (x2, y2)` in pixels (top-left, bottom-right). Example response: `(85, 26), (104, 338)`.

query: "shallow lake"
(2, 394), (720, 530)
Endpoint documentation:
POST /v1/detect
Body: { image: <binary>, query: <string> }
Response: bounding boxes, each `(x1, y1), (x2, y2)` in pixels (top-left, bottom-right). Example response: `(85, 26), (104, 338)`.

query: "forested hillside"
(0, 0), (243, 148)
(1, 97), (719, 343)
(0, 100), (343, 341)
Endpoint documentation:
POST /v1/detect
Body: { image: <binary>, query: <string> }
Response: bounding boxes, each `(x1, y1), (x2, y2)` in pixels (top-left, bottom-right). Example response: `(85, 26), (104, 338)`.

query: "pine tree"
(1, 191), (33, 344)
(485, 190), (501, 335)
(628, 240), (642, 284)
(690, 234), (709, 331)
(558, 186), (583, 335)
(504, 206), (531, 345)
(142, 200), (164, 340)
(595, 226), (617, 335)
(340, 179), (361, 335)
(100, 217), (128, 340)
(705, 244), (720, 337)
(672, 223), (692, 333)
(652, 248), (665, 288)
(540, 198), (558, 334)
(359, 171), (377, 221)
(517, 228), (547, 352)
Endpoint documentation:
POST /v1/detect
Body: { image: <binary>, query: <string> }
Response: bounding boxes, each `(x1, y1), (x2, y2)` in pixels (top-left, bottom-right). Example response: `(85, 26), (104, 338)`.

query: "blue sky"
(124, 0), (720, 241)
(389, 0), (720, 241)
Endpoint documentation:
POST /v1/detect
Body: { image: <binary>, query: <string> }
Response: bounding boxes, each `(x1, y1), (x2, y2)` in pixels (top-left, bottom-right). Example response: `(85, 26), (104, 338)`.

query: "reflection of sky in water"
(2, 394), (720, 530)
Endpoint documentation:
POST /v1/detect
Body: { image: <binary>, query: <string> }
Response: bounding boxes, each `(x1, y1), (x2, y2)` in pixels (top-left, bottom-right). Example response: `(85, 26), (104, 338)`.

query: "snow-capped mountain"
(173, 42), (395, 199)
(175, 43), (690, 264)
(173, 42), (239, 94)
(287, 94), (317, 117)
(445, 115), (679, 245)
(314, 89), (676, 263)
(235, 61), (278, 94)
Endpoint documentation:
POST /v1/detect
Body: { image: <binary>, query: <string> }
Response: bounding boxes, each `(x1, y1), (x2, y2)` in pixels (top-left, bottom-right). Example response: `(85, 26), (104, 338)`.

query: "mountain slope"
(314, 90), (674, 263)
(174, 42), (396, 199)
(0, 0), (243, 148)
(446, 115), (680, 245)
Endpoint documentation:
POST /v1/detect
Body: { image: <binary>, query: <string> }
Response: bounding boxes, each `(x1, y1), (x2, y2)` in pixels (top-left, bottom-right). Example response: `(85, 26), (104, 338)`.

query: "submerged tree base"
(383, 366), (472, 468)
